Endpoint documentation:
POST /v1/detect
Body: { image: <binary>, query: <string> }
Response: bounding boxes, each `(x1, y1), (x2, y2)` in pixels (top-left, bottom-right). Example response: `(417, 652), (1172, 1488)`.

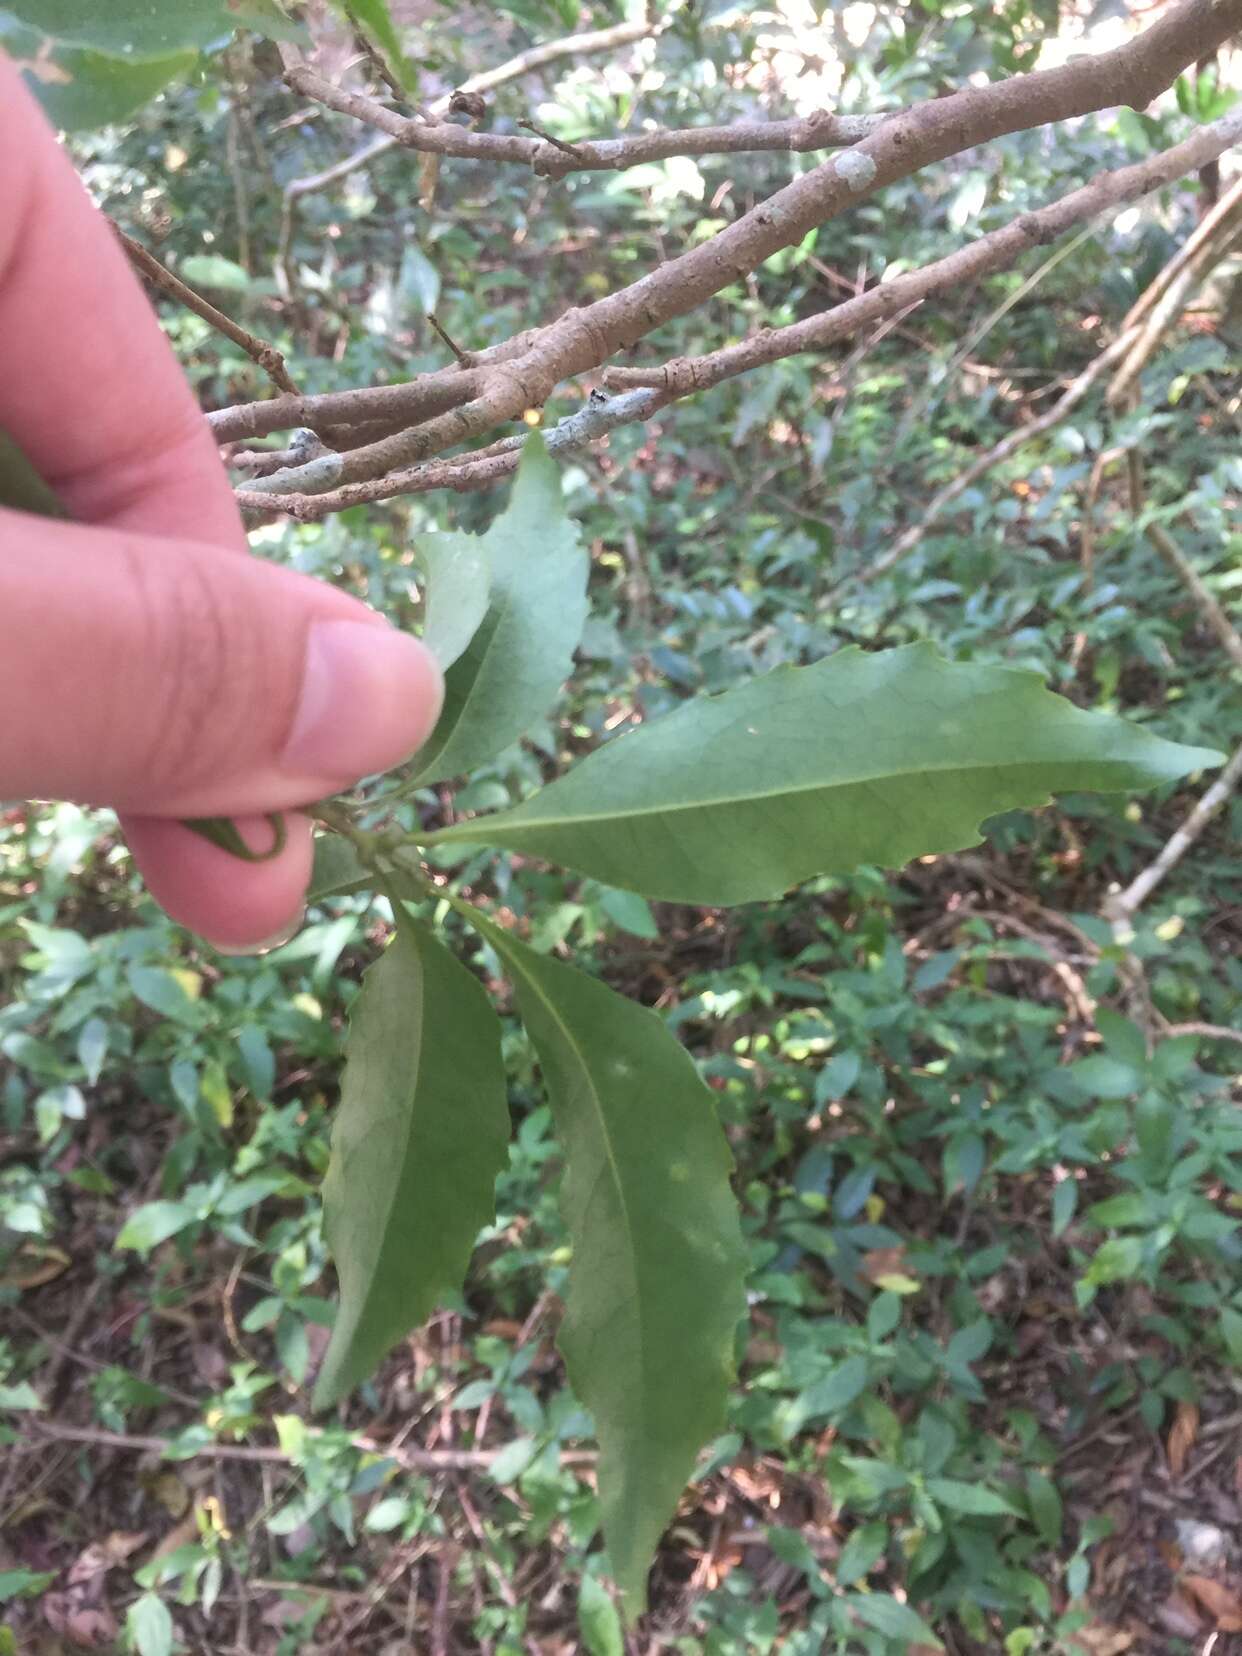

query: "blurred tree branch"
(276, 14), (665, 292)
(281, 66), (889, 175)
(233, 107), (1242, 520)
(216, 0), (1242, 514)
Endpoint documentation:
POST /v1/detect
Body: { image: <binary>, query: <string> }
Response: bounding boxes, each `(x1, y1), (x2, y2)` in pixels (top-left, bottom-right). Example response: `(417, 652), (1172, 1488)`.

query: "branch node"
(427, 312), (474, 366)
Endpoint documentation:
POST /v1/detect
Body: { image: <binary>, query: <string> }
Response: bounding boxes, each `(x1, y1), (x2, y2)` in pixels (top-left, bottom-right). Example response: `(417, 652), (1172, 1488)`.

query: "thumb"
(0, 509), (443, 815)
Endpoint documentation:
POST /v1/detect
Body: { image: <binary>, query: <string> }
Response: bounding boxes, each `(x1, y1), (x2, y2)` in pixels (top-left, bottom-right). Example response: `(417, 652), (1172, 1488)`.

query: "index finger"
(0, 53), (243, 549)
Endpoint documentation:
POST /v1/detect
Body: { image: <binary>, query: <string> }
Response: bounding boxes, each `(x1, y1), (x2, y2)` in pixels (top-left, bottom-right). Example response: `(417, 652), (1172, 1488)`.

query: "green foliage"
(430, 643), (1219, 903)
(328, 0), (416, 92)
(4, 3), (1240, 1650)
(257, 432), (1217, 1608)
(0, 0), (299, 130)
(578, 1572), (625, 1656)
(313, 906), (510, 1408)
(410, 434), (590, 784)
(466, 906), (747, 1609)
(418, 532), (493, 670)
(126, 1593), (174, 1656)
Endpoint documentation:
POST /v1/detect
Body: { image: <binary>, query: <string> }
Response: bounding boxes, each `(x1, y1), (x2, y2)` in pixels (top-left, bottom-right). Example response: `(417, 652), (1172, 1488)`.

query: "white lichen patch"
(834, 150), (878, 192)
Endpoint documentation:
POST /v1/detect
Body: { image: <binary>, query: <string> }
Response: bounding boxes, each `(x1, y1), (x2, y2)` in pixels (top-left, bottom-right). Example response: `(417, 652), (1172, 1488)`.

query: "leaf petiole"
(183, 812), (289, 862)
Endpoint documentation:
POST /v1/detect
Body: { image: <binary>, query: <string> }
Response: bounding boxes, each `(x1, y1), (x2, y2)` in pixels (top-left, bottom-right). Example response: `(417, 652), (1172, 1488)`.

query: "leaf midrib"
(440, 745), (1141, 837)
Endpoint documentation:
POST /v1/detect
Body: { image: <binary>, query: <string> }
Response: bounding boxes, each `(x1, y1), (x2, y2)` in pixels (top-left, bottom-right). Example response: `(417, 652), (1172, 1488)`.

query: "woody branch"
(215, 0), (1241, 516)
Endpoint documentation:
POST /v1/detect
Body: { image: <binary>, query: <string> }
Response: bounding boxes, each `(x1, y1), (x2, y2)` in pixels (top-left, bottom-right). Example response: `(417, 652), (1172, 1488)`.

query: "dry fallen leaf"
(1181, 1573), (1242, 1631)
(149, 1510), (200, 1563)
(41, 1592), (119, 1648)
(1157, 1537), (1183, 1571)
(1069, 1625), (1134, 1655)
(141, 1468), (190, 1519)
(66, 1531), (146, 1586)
(1166, 1399), (1199, 1478)
(1157, 1589), (1204, 1639)
(2, 1242), (71, 1291)
(861, 1247), (921, 1292)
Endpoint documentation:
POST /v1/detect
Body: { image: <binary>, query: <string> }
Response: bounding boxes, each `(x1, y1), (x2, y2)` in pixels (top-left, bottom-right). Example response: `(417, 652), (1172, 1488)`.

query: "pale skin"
(0, 58), (444, 951)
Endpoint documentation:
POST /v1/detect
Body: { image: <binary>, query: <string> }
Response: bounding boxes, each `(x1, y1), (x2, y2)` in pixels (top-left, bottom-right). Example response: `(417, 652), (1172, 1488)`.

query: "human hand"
(0, 57), (442, 951)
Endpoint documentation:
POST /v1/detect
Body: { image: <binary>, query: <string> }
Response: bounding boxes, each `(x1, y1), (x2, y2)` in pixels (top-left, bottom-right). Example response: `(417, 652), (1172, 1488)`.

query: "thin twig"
(236, 112), (1242, 518)
(116, 229), (299, 395)
(822, 327), (1139, 600)
(344, 2), (410, 107)
(236, 387), (662, 519)
(1145, 519), (1242, 673)
(1160, 1021), (1242, 1049)
(284, 66), (888, 177)
(26, 1415), (597, 1471)
(1105, 738), (1242, 925)
(431, 1544), (454, 1656)
(1108, 170), (1242, 404)
(276, 15), (662, 290)
(427, 312), (472, 366)
(208, 334), (538, 444)
(1079, 443), (1127, 590)
(261, 2), (1242, 498)
(517, 116), (590, 159)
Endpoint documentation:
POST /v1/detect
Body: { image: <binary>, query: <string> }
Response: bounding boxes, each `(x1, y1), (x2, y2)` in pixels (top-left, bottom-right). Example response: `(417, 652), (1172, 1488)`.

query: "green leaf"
(578, 1572), (624, 1656)
(0, 0), (300, 56)
(1135, 1092), (1175, 1171)
(396, 243), (441, 318)
(418, 531), (492, 670)
(312, 911), (509, 1410)
(488, 1435), (539, 1485)
(178, 253), (252, 292)
(1220, 1307), (1242, 1366)
(428, 645), (1221, 904)
(1025, 1469), (1062, 1547)
(0, 20), (197, 131)
(1083, 1235), (1143, 1287)
(126, 1593), (174, 1656)
(410, 434), (588, 784)
(115, 1200), (197, 1252)
(330, 0), (415, 90)
(1067, 1054), (1143, 1098)
(0, 430), (69, 518)
(464, 906), (746, 1612)
(836, 1521), (889, 1586)
(1095, 1008), (1148, 1068)
(0, 2), (302, 130)
(946, 1319), (992, 1367)
(237, 1026), (275, 1100)
(1, 1031), (65, 1078)
(77, 1017), (108, 1086)
(364, 1495), (411, 1532)
(0, 1569), (55, 1602)
(926, 1477), (1020, 1517)
(793, 1355), (870, 1425)
(183, 812), (286, 862)
(308, 835), (372, 902)
(1051, 1177), (1077, 1238)
(867, 1291), (902, 1343)
(594, 886), (660, 940)
(127, 965), (200, 1025)
(1086, 1193), (1149, 1228)
(0, 1382), (43, 1411)
(846, 1592), (943, 1646)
